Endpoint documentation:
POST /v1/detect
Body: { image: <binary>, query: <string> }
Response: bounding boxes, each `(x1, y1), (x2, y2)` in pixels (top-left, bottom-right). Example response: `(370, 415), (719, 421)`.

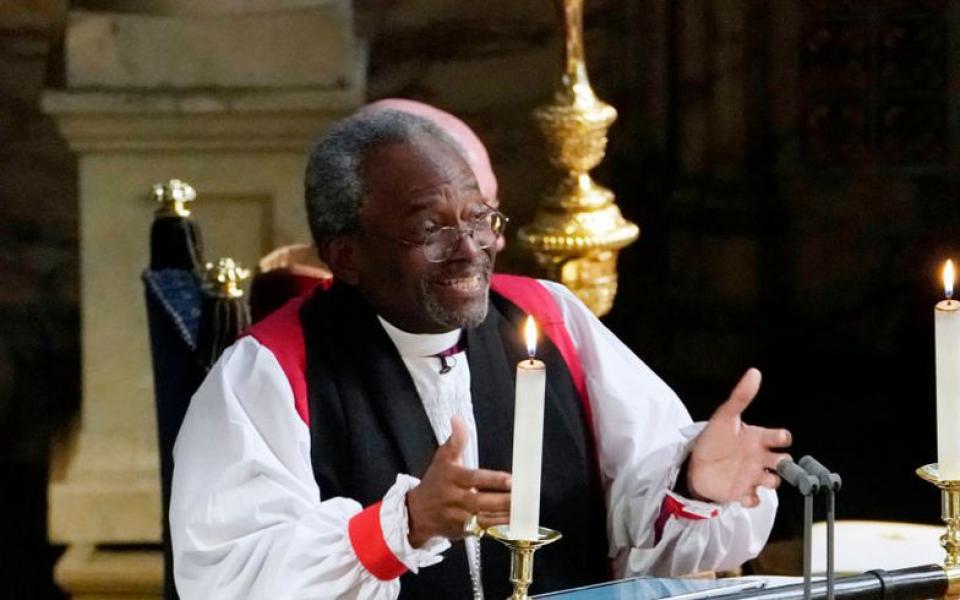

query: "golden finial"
(520, 0), (639, 316)
(204, 257), (250, 299)
(153, 179), (196, 218)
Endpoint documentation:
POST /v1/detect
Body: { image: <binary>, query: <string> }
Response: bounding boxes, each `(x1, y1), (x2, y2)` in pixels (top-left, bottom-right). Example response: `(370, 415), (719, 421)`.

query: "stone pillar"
(43, 2), (364, 597)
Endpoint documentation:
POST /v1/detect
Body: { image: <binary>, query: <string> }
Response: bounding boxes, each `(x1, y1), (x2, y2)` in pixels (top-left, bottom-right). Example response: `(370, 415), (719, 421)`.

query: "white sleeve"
(170, 337), (449, 600)
(539, 280), (776, 577)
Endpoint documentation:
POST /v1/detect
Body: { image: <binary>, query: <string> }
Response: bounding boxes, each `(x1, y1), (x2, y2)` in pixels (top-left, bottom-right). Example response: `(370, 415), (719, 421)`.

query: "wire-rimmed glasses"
(365, 209), (509, 263)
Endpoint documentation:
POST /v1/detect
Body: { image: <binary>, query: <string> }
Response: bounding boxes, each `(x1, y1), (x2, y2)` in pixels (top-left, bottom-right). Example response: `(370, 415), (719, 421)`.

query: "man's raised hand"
(406, 416), (512, 547)
(686, 368), (793, 508)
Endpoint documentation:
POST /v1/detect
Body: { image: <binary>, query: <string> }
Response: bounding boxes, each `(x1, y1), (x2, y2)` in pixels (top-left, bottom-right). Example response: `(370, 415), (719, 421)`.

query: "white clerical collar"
(377, 315), (462, 358)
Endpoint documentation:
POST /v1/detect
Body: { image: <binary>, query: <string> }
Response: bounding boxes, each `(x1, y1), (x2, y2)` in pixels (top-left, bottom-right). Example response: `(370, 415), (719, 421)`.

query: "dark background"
(1, 0), (957, 596)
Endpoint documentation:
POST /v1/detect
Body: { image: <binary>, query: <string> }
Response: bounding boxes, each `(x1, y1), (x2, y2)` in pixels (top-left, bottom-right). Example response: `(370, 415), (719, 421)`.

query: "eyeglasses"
(364, 209), (509, 263)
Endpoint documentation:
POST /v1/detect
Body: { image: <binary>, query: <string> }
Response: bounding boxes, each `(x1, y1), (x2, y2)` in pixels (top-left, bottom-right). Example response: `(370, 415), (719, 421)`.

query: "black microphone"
(777, 459), (820, 495)
(799, 455), (842, 491)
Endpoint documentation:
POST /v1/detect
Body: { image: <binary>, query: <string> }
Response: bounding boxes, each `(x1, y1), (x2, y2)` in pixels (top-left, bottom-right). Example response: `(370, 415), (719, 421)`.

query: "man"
(170, 107), (792, 599)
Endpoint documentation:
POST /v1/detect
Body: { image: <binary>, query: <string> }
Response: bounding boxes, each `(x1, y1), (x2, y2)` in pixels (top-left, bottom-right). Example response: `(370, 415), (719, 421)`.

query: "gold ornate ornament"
(520, 0), (639, 316)
(152, 178), (196, 218)
(205, 257), (250, 299)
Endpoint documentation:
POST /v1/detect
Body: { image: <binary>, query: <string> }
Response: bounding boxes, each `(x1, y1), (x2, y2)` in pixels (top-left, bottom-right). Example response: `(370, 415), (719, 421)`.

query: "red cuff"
(348, 501), (409, 581)
(654, 494), (720, 543)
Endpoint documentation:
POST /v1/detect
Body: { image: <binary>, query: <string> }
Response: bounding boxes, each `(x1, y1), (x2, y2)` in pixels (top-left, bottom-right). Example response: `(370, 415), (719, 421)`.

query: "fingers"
(764, 452), (792, 471)
(477, 511), (510, 529)
(758, 470), (781, 490)
(441, 492), (510, 538)
(454, 508), (512, 537)
(741, 470), (782, 507)
(465, 491), (511, 514)
(714, 367), (762, 419)
(416, 419), (515, 544)
(762, 428), (792, 449)
(452, 467), (512, 491)
(478, 511), (509, 521)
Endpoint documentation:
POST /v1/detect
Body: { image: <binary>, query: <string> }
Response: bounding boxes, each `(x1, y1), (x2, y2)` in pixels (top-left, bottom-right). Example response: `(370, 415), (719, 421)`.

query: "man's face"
(352, 136), (497, 334)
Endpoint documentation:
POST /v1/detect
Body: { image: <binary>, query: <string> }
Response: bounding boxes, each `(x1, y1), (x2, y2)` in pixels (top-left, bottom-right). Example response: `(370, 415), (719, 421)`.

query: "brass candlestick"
(486, 525), (562, 600)
(918, 464), (960, 566)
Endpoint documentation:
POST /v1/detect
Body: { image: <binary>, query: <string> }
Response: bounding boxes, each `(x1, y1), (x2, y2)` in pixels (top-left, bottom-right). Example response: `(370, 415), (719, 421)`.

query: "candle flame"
(524, 316), (538, 358)
(946, 260), (955, 300)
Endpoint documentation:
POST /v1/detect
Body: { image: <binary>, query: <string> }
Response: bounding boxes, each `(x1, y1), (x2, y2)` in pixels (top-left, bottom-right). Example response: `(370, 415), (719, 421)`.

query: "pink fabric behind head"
(363, 99), (498, 205)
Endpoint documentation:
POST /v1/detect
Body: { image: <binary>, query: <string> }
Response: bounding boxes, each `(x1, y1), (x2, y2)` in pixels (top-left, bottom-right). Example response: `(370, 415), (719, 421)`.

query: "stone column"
(44, 2), (364, 597)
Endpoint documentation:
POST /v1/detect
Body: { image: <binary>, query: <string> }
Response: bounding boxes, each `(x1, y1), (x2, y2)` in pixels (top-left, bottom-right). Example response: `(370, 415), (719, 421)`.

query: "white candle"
(509, 317), (546, 540)
(937, 259), (960, 479)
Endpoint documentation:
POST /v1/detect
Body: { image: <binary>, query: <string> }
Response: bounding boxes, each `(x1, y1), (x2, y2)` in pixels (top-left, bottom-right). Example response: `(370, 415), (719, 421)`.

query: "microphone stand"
(778, 460), (820, 600)
(800, 456), (843, 600)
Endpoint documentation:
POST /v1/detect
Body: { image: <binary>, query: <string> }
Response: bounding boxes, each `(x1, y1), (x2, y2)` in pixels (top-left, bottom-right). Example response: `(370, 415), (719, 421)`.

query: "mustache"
(432, 254), (492, 279)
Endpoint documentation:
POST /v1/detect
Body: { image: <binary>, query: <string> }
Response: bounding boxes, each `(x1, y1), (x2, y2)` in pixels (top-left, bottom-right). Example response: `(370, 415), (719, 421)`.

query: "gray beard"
(419, 279), (490, 330)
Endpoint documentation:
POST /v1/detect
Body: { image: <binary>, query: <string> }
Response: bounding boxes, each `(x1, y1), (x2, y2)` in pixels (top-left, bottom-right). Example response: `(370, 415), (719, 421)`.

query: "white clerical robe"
(170, 279), (776, 599)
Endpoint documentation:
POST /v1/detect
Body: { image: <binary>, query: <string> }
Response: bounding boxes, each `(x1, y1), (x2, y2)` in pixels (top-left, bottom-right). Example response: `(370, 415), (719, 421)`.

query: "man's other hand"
(406, 416), (512, 547)
(686, 368), (792, 508)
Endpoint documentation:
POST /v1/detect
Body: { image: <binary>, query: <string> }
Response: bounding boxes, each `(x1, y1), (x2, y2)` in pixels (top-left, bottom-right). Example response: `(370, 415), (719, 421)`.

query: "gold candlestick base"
(486, 525), (562, 600)
(918, 463), (960, 566)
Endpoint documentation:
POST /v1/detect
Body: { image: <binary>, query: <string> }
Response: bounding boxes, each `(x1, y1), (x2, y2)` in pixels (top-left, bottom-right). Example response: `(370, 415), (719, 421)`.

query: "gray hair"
(304, 109), (465, 243)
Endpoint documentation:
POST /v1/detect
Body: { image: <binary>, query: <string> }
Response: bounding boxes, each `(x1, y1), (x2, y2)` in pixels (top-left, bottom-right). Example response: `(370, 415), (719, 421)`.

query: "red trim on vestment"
(654, 494), (720, 543)
(244, 293), (313, 426)
(489, 274), (594, 435)
(348, 502), (409, 581)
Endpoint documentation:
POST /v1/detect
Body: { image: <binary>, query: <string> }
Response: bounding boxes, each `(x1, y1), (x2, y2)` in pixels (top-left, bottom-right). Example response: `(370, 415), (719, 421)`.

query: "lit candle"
(509, 316), (546, 539)
(937, 259), (960, 479)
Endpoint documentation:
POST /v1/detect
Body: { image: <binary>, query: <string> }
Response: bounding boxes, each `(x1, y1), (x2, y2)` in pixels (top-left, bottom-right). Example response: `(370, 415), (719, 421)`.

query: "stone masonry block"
(66, 3), (356, 89)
